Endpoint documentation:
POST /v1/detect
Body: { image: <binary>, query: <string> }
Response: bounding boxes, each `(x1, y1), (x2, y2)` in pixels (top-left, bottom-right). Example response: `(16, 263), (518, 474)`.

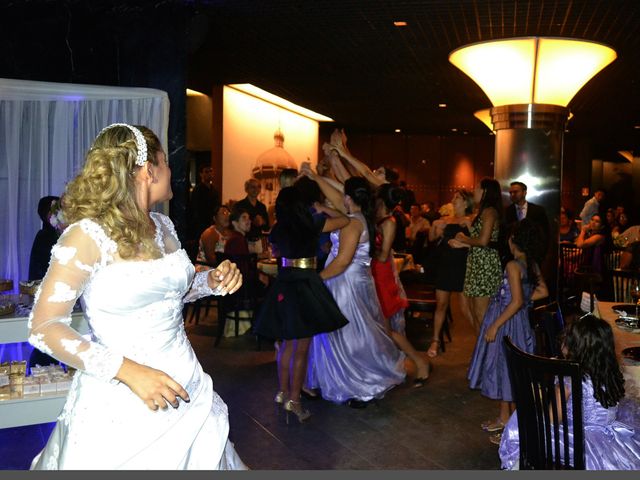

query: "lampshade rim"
(448, 35), (616, 59)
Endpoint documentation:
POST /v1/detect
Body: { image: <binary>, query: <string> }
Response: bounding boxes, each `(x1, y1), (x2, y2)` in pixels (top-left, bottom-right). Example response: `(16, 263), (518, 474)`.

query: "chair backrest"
(504, 336), (585, 470)
(604, 250), (622, 271)
(559, 244), (584, 286)
(609, 268), (639, 304)
(530, 302), (565, 357)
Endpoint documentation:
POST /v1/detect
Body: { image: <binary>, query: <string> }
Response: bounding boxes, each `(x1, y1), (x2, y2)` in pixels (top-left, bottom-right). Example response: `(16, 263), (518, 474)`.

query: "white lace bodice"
(28, 212), (218, 383)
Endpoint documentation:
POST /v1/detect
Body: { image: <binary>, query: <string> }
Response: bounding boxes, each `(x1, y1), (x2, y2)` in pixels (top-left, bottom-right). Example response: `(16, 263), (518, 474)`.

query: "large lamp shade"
(449, 37), (617, 107)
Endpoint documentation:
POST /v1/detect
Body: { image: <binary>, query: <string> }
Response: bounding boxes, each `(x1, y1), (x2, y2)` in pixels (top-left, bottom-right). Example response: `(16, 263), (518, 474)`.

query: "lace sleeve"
(183, 270), (224, 303)
(27, 223), (124, 383)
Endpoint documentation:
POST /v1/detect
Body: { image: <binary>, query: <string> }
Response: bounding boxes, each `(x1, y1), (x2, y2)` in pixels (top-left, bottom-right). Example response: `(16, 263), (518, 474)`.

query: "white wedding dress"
(27, 212), (247, 470)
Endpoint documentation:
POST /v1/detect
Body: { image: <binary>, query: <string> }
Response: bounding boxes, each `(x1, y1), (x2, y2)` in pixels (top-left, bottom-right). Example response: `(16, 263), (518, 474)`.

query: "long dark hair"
(344, 176), (376, 256)
(509, 219), (541, 286)
(376, 183), (403, 212)
(473, 177), (503, 226)
(562, 314), (625, 408)
(273, 186), (316, 244)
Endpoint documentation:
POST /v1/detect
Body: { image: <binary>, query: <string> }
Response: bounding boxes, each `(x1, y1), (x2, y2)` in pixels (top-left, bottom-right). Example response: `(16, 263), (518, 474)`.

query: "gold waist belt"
(280, 257), (317, 269)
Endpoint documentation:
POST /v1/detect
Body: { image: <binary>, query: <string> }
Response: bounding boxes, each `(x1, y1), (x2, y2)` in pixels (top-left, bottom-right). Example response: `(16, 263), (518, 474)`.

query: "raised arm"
(329, 130), (387, 187)
(324, 145), (352, 184)
(313, 202), (349, 232)
(575, 227), (605, 249)
(300, 161), (347, 214)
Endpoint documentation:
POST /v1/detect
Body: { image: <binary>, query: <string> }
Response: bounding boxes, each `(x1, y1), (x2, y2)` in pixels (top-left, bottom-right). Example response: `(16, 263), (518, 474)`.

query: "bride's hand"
(208, 259), (242, 295)
(115, 358), (190, 411)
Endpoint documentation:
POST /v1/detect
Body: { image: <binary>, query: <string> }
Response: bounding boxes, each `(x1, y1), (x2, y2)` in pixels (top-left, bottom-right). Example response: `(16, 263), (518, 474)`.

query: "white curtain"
(0, 78), (170, 293)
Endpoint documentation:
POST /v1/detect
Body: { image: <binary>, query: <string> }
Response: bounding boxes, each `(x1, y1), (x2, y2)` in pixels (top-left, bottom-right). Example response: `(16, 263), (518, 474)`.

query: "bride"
(27, 123), (247, 470)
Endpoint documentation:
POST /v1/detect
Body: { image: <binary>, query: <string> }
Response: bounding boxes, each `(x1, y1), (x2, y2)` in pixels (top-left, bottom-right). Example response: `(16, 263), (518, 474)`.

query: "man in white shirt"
(580, 189), (606, 225)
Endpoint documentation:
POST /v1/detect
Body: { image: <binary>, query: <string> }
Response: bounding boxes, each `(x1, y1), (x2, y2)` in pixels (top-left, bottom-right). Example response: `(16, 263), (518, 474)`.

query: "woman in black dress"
(255, 186), (349, 422)
(427, 189), (474, 357)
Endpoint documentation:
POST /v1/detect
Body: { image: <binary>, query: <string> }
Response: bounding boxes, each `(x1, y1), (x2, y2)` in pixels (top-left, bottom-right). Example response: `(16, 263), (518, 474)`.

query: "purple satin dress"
(467, 261), (535, 402)
(500, 378), (640, 470)
(306, 212), (406, 403)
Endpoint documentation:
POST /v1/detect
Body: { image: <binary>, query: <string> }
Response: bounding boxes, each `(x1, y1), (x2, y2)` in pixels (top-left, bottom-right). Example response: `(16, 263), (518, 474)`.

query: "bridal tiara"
(99, 123), (148, 167)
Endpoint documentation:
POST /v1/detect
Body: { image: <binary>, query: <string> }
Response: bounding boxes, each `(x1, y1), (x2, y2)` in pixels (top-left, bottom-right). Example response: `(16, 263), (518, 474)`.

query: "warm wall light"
(438, 103), (447, 108)
(395, 128), (401, 133)
(474, 109), (494, 131)
(618, 151), (634, 162)
(227, 84), (333, 122)
(393, 21), (408, 27)
(186, 88), (207, 97)
(449, 37), (616, 107)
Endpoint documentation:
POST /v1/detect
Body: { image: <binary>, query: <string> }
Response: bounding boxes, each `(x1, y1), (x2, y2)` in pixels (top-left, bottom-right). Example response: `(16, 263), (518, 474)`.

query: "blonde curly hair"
(62, 125), (164, 260)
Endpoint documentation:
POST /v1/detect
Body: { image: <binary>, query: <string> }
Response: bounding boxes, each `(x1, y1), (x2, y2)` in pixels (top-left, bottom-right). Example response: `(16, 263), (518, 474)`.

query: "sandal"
(427, 339), (441, 358)
(489, 432), (502, 445)
(480, 418), (505, 432)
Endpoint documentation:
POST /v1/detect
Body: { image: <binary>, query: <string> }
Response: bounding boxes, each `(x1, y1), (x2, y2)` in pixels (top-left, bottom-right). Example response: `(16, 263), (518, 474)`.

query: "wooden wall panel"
(406, 135), (441, 205)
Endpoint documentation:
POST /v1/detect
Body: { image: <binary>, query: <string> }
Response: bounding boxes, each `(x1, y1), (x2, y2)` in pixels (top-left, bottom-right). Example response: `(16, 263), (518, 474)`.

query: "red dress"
(370, 217), (409, 319)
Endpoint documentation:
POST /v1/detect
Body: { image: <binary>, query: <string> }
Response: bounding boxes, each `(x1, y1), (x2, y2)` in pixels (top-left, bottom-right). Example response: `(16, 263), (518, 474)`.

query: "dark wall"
(318, 127), (496, 208)
(0, 1), (190, 241)
(319, 126), (591, 214)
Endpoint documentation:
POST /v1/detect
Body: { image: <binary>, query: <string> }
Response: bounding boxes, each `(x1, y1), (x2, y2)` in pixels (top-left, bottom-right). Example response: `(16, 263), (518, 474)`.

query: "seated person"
(222, 208), (265, 336)
(559, 207), (579, 243)
(499, 314), (640, 470)
(575, 214), (609, 275)
(195, 205), (232, 270)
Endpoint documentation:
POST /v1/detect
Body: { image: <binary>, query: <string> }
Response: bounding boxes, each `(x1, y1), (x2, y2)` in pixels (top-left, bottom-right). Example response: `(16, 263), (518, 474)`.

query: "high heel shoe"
(412, 362), (432, 388)
(427, 339), (441, 358)
(284, 399), (311, 423)
(274, 391), (285, 404)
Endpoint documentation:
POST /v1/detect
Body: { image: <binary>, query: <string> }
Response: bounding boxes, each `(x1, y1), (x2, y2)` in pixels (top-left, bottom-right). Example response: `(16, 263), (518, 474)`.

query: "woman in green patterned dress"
(449, 178), (503, 334)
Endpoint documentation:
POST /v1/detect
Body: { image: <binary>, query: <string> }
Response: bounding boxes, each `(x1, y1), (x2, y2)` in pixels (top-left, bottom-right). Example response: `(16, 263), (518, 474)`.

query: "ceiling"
(187, 0), (640, 157)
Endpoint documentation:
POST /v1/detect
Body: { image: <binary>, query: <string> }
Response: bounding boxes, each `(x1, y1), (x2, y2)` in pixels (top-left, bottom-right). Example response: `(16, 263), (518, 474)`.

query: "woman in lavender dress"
(301, 172), (406, 407)
(467, 220), (548, 438)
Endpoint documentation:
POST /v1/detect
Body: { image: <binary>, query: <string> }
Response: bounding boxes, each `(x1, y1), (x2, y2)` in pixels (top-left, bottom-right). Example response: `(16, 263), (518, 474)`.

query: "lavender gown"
(306, 212), (406, 403)
(467, 261), (535, 401)
(500, 378), (640, 470)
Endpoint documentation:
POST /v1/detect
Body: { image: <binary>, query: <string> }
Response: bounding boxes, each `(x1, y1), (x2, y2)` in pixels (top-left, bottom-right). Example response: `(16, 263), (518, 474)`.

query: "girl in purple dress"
(467, 220), (549, 440)
(500, 314), (640, 470)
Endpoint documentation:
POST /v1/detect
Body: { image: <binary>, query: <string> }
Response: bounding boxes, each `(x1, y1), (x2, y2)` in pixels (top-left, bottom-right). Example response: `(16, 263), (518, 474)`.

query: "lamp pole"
(491, 103), (569, 300)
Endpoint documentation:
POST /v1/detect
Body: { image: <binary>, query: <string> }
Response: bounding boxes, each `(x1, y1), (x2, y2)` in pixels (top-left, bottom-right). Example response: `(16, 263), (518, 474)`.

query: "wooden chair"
(504, 336), (585, 470)
(558, 244), (584, 309)
(604, 250), (622, 271)
(214, 252), (264, 349)
(530, 302), (565, 358)
(609, 268), (639, 304)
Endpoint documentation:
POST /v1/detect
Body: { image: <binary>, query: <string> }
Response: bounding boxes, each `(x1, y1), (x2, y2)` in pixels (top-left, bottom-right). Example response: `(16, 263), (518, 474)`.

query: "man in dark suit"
(504, 181), (550, 265)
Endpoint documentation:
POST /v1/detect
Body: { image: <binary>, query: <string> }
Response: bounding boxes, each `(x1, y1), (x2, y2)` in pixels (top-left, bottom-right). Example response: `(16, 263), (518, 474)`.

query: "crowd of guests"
(561, 188), (640, 275)
(25, 123), (640, 470)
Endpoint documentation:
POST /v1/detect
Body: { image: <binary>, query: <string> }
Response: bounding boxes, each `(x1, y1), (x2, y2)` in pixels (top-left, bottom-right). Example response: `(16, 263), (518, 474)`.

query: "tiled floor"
(0, 297), (501, 470)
